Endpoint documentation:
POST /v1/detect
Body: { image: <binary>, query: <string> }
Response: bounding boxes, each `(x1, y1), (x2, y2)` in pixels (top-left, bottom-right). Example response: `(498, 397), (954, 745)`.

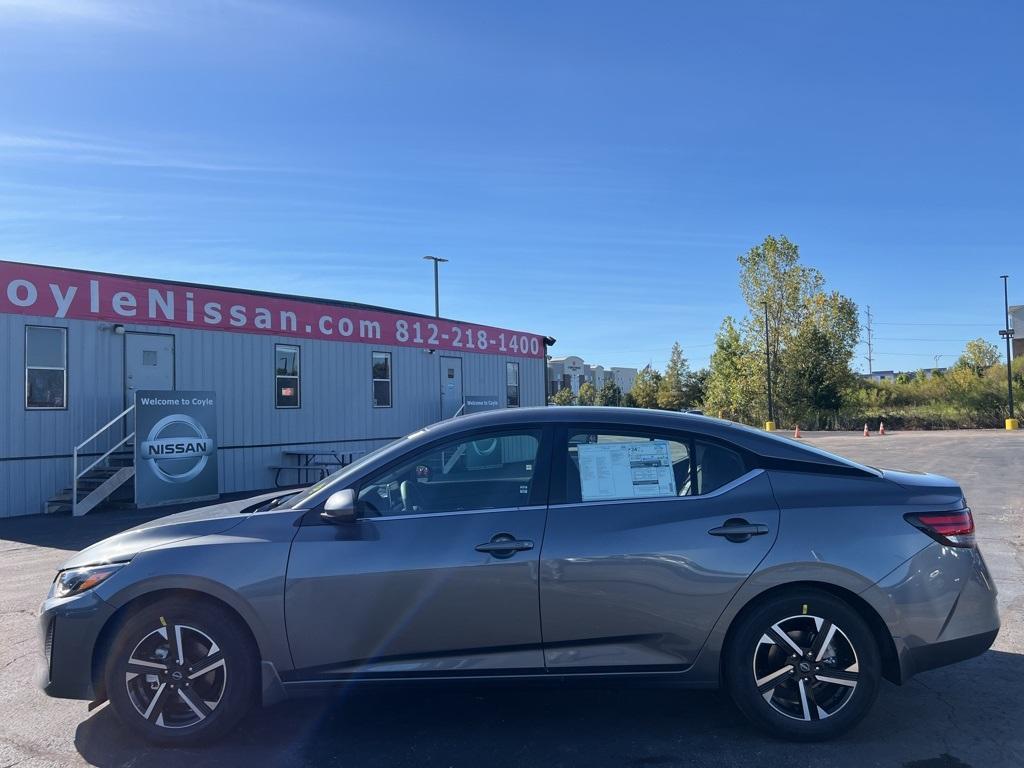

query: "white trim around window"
(275, 344), (301, 409)
(25, 325), (68, 410)
(372, 351), (392, 408)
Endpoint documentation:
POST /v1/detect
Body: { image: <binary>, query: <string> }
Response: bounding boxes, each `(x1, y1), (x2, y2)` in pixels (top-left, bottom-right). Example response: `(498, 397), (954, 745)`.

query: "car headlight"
(51, 563), (127, 598)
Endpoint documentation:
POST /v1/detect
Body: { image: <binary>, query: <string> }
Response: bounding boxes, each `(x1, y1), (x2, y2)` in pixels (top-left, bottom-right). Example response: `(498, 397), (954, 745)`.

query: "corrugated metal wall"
(0, 312), (546, 518)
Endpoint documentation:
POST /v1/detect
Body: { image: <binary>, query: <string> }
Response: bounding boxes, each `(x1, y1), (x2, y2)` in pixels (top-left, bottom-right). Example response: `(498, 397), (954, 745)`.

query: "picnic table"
(270, 448), (364, 488)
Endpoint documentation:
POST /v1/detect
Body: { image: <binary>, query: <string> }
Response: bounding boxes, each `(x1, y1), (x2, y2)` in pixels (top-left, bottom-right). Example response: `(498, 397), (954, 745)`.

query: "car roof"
(424, 406), (872, 472)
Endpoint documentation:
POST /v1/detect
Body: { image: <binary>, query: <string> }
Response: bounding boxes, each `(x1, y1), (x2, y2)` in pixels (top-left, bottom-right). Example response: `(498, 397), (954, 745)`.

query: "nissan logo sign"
(140, 414), (215, 484)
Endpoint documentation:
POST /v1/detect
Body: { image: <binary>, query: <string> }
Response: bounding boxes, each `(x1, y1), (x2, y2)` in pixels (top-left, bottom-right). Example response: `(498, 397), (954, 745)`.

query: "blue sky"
(1, 1), (1021, 373)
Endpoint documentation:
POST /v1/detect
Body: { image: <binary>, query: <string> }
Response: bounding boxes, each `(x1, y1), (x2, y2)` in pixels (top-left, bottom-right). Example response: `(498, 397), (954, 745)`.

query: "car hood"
(58, 491), (288, 571)
(881, 468), (966, 508)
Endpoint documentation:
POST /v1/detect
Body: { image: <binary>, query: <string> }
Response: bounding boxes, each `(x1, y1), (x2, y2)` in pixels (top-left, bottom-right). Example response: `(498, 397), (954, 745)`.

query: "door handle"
(475, 534), (534, 558)
(708, 519), (769, 542)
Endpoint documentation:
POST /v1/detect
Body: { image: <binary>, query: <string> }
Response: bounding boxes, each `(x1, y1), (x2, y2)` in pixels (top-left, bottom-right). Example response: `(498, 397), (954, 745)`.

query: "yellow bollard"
(1007, 418), (1020, 430)
(764, 420), (776, 431)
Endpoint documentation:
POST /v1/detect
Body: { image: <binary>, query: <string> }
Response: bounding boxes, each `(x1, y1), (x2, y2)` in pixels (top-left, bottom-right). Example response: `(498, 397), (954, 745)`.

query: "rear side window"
(565, 430), (694, 503)
(693, 440), (747, 494)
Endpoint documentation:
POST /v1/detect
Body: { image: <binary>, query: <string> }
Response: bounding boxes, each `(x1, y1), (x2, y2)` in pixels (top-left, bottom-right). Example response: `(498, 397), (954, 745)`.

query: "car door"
(285, 425), (551, 679)
(539, 424), (779, 671)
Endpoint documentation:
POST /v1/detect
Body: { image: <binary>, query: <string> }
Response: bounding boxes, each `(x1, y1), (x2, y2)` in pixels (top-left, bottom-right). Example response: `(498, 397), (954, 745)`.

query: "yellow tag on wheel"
(159, 616), (167, 627)
(802, 604), (808, 615)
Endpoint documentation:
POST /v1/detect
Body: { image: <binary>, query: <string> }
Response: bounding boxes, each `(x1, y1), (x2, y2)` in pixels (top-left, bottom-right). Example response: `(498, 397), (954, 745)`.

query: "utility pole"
(999, 275), (1017, 429)
(864, 305), (874, 374)
(764, 300), (774, 430)
(422, 256), (448, 317)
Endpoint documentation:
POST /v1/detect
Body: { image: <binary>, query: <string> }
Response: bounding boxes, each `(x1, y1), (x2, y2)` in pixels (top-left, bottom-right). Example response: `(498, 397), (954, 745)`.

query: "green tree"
(683, 367), (710, 408)
(550, 387), (576, 406)
(955, 338), (1000, 376)
(704, 317), (761, 422)
(597, 378), (623, 406)
(778, 321), (855, 428)
(577, 381), (597, 406)
(730, 235), (859, 426)
(630, 365), (662, 409)
(739, 235), (825, 402)
(656, 342), (690, 411)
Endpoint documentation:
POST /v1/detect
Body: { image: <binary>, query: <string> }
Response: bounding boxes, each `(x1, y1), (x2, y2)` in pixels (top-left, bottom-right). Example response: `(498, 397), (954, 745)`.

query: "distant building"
(861, 367), (947, 382)
(862, 370), (896, 382)
(547, 355), (637, 397)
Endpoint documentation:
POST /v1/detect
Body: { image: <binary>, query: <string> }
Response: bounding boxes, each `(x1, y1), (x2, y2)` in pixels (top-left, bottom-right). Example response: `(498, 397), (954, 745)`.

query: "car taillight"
(905, 509), (975, 547)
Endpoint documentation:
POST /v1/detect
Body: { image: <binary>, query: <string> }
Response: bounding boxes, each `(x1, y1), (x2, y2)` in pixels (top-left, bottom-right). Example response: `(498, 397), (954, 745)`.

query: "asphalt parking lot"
(1, 430), (1022, 768)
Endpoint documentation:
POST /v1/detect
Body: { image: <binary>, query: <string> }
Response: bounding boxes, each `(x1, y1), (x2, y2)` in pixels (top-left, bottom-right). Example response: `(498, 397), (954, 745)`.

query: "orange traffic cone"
(793, 425), (802, 438)
(863, 423), (870, 437)
(879, 421), (886, 436)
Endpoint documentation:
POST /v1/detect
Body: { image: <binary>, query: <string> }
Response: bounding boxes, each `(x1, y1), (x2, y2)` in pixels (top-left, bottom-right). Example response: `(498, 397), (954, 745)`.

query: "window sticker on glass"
(577, 440), (676, 501)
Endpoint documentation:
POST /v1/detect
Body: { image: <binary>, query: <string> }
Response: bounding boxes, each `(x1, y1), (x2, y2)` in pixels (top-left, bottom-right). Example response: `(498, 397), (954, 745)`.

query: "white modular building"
(0, 260), (552, 518)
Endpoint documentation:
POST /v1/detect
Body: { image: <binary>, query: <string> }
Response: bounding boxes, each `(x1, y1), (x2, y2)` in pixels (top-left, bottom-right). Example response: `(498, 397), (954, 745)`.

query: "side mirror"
(321, 488), (357, 524)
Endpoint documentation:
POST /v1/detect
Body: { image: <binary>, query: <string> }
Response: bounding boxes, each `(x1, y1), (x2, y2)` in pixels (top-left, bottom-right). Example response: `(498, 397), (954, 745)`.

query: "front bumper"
(869, 541), (1000, 682)
(37, 590), (117, 701)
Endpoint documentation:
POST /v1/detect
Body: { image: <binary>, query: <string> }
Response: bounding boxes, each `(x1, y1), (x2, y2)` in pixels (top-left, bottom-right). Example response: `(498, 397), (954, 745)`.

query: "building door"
(440, 356), (463, 418)
(125, 332), (175, 408)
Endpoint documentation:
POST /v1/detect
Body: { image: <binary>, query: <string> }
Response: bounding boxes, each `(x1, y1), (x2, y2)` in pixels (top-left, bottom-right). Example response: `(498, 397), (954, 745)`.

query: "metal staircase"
(46, 405), (137, 516)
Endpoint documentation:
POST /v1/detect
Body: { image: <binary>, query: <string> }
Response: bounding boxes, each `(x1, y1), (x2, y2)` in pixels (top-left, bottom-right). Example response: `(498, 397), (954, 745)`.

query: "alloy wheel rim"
(752, 614), (859, 722)
(124, 623), (227, 729)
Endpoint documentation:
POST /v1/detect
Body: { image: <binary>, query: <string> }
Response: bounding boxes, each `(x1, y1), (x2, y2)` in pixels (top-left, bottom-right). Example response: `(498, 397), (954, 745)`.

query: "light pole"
(999, 275), (1017, 429)
(763, 300), (775, 431)
(423, 256), (448, 317)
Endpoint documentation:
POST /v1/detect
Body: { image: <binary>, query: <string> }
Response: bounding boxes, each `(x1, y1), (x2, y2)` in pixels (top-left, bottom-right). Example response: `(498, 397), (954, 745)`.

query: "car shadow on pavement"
(74, 649), (1024, 768)
(74, 684), (745, 768)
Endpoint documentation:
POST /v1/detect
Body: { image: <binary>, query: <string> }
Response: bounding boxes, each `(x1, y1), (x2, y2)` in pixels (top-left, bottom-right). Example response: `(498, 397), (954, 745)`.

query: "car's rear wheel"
(725, 590), (881, 740)
(103, 597), (257, 745)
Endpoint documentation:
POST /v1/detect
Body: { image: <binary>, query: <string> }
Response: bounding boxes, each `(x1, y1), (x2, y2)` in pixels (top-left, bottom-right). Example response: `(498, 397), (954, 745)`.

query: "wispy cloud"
(0, 130), (296, 174)
(0, 0), (369, 36)
(0, 0), (154, 26)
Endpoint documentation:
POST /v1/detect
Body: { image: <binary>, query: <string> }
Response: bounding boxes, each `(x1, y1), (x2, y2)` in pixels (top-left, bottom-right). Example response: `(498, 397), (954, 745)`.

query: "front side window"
(565, 429), (694, 503)
(275, 344), (300, 408)
(26, 326), (67, 409)
(372, 351), (392, 407)
(506, 362), (520, 407)
(356, 430), (541, 517)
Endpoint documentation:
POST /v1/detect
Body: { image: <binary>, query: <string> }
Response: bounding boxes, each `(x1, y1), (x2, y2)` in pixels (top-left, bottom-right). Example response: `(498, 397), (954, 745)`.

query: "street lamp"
(763, 300), (775, 431)
(423, 256), (448, 318)
(999, 275), (1018, 430)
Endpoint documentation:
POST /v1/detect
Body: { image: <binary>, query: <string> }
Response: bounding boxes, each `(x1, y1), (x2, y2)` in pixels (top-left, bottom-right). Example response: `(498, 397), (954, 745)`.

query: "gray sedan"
(38, 407), (999, 744)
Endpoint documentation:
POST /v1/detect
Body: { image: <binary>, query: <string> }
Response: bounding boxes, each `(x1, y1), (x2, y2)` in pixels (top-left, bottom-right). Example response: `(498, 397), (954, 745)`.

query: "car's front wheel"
(725, 589), (881, 740)
(103, 597), (257, 745)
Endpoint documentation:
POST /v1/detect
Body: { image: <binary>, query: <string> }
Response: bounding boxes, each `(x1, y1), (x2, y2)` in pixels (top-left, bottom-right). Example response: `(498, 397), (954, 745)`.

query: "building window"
(506, 361), (520, 407)
(275, 344), (300, 408)
(26, 326), (68, 409)
(372, 351), (392, 408)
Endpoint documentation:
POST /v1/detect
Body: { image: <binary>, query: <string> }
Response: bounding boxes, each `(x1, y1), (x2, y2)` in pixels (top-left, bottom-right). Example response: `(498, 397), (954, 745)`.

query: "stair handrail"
(72, 404), (136, 516)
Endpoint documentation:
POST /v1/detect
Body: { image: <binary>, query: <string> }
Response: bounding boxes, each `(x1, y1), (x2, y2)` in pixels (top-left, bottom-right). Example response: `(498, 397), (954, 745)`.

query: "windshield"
(274, 434), (417, 510)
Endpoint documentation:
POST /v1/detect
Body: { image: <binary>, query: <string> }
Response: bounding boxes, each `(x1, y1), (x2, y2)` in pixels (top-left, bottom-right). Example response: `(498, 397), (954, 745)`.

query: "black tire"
(724, 589), (881, 741)
(103, 597), (257, 746)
